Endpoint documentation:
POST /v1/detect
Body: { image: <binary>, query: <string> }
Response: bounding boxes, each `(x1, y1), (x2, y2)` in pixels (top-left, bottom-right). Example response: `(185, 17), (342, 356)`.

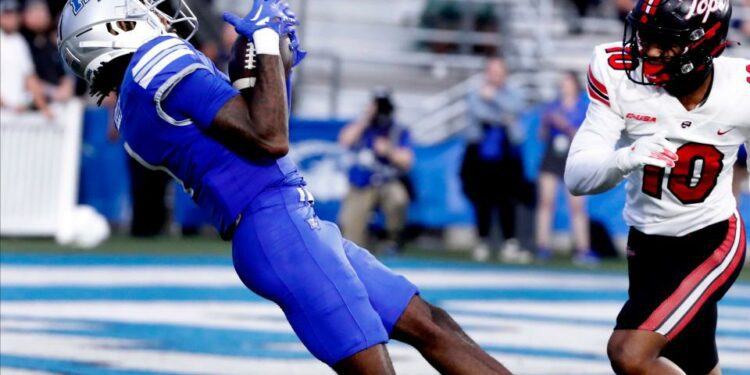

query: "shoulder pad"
(129, 35), (210, 91)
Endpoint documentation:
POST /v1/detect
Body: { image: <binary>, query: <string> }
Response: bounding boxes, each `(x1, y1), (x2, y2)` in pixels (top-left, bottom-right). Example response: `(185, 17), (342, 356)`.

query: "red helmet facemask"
(637, 33), (684, 86)
(623, 0), (732, 94)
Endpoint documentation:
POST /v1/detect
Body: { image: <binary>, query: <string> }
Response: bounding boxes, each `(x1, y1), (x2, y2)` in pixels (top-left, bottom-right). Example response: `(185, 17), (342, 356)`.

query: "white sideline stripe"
(0, 301), (616, 366)
(442, 300), (750, 329)
(1, 301), (747, 372)
(0, 331), (623, 375)
(2, 267), (748, 298)
(131, 38), (182, 77)
(137, 49), (193, 89)
(0, 368), (56, 375)
(0, 267), (634, 290)
(1, 302), (292, 333)
(656, 212), (743, 335)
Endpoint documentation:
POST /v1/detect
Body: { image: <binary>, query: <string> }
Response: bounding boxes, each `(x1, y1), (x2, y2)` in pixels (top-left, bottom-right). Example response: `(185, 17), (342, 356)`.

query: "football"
(227, 35), (293, 94)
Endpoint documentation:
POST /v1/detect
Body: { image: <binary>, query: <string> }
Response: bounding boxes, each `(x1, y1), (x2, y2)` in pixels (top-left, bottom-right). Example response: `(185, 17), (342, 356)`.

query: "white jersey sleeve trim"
(137, 48), (194, 89)
(153, 63), (211, 126)
(565, 45), (628, 195)
(132, 38), (183, 78)
(124, 142), (193, 197)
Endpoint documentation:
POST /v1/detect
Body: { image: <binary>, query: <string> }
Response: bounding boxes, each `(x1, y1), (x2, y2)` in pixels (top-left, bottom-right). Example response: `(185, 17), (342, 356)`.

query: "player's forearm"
(565, 147), (627, 196)
(210, 96), (283, 159)
(240, 30), (289, 157)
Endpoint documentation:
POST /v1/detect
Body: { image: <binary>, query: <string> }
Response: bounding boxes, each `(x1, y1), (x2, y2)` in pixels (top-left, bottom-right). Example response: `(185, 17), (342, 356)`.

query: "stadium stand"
(289, 0), (749, 143)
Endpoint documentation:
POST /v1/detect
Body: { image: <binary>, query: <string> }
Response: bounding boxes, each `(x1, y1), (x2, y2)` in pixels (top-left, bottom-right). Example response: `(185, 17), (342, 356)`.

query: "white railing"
(0, 102), (83, 237)
(409, 73), (483, 144)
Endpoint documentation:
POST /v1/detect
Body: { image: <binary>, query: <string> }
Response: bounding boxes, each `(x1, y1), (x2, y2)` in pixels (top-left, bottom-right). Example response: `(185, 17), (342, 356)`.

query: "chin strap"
(665, 64), (712, 97)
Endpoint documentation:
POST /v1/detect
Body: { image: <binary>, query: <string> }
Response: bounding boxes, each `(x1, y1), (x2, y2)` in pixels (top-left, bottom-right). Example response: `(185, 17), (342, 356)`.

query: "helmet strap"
(664, 62), (712, 97)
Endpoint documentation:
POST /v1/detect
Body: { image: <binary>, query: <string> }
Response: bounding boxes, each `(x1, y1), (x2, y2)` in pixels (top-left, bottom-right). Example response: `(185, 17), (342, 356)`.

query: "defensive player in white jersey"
(565, 0), (748, 374)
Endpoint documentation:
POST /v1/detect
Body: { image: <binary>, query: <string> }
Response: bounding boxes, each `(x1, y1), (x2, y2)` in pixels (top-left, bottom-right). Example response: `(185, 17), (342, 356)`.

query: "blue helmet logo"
(69, 0), (90, 15)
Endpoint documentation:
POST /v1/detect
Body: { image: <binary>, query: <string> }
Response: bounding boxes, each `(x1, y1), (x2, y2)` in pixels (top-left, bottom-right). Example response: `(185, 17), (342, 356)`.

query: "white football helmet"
(58, 0), (198, 83)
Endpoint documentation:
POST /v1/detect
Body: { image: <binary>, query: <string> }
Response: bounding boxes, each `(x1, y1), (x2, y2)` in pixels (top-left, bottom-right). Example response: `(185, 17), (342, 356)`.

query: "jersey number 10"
(642, 143), (724, 204)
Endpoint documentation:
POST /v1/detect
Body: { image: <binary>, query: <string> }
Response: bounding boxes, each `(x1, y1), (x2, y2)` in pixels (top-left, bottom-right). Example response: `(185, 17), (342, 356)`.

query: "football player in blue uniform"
(58, 0), (511, 373)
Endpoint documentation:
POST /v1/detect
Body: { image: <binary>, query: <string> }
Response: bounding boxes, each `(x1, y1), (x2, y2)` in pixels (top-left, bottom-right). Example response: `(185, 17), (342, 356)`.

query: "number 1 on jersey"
(642, 143), (724, 204)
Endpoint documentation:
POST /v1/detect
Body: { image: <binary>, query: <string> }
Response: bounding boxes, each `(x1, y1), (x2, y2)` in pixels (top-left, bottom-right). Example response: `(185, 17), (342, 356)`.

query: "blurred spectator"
(473, 3), (499, 55)
(460, 57), (528, 263)
(615, 0), (636, 23)
(98, 93), (170, 237)
(535, 71), (599, 266)
(419, 0), (499, 54)
(734, 145), (748, 204)
(566, 0), (601, 33)
(197, 38), (221, 64)
(22, 0), (76, 103)
(0, 0), (51, 117)
(211, 23), (239, 73)
(127, 156), (171, 237)
(338, 89), (414, 253)
(731, 0), (750, 41)
(568, 0), (601, 17)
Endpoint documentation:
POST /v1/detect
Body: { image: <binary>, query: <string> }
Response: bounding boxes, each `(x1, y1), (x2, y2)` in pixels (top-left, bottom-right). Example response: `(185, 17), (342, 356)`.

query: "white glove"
(615, 131), (678, 174)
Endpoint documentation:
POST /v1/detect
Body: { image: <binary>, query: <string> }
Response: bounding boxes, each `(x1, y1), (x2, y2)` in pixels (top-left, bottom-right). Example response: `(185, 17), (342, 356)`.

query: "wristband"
(253, 28), (280, 56)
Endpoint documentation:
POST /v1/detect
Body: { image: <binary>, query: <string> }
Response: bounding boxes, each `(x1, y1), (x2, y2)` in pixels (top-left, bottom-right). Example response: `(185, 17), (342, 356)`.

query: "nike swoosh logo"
(717, 128), (734, 135)
(250, 5), (264, 21)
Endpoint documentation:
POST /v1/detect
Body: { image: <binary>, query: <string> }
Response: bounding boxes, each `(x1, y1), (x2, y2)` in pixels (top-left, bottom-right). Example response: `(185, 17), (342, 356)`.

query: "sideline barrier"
(0, 101), (84, 238)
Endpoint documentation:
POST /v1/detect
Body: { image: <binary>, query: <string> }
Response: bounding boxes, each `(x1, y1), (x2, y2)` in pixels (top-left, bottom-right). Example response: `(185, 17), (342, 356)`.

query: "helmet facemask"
(141, 0), (198, 41)
(622, 0), (732, 96)
(623, 15), (709, 93)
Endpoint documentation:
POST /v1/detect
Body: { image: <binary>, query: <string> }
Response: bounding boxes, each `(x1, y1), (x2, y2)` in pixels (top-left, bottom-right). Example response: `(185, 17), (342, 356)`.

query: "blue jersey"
(115, 35), (302, 237)
(542, 92), (589, 140)
(348, 124), (411, 188)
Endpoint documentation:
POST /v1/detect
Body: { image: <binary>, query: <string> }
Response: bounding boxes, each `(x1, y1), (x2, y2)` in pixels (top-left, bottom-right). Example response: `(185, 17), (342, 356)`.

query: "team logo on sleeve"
(626, 113), (658, 123)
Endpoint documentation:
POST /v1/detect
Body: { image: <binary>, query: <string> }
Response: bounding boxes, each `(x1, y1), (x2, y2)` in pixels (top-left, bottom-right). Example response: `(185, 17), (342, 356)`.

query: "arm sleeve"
(160, 68), (240, 130)
(564, 50), (628, 196)
(500, 86), (526, 117)
(467, 89), (502, 124)
(19, 40), (35, 77)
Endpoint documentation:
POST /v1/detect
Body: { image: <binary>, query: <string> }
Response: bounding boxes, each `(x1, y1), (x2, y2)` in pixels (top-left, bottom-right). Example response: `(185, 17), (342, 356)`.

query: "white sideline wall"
(0, 101), (84, 237)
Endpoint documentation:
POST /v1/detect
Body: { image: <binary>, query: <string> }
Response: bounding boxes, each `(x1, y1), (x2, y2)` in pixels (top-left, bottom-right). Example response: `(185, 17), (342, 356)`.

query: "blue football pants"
(232, 186), (419, 365)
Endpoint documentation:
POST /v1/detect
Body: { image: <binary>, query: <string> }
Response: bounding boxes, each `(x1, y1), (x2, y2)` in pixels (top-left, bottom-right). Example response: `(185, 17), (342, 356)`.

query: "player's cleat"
(499, 239), (533, 264)
(573, 250), (601, 268)
(471, 242), (491, 262)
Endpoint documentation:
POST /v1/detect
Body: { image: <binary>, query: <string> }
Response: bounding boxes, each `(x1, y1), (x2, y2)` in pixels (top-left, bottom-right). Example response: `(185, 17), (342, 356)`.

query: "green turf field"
(3, 236), (748, 281)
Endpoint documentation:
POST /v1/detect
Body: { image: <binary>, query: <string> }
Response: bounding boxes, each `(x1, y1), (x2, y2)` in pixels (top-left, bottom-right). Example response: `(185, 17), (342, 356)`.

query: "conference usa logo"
(69, 0), (89, 15)
(686, 0), (728, 23)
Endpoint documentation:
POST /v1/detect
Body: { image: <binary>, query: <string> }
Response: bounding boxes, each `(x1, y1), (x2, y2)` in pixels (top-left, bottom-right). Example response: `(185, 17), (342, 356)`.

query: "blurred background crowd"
(1, 0), (749, 263)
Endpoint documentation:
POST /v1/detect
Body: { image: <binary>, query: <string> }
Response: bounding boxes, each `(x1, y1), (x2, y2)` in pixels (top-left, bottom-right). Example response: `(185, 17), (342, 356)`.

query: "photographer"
(338, 89), (414, 253)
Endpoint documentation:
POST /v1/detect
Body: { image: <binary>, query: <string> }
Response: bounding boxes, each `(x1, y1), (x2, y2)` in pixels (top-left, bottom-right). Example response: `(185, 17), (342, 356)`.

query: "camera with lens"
(371, 88), (394, 129)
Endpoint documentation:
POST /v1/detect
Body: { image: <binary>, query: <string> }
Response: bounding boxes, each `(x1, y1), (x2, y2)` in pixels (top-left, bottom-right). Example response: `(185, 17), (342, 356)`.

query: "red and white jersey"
(567, 42), (750, 236)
